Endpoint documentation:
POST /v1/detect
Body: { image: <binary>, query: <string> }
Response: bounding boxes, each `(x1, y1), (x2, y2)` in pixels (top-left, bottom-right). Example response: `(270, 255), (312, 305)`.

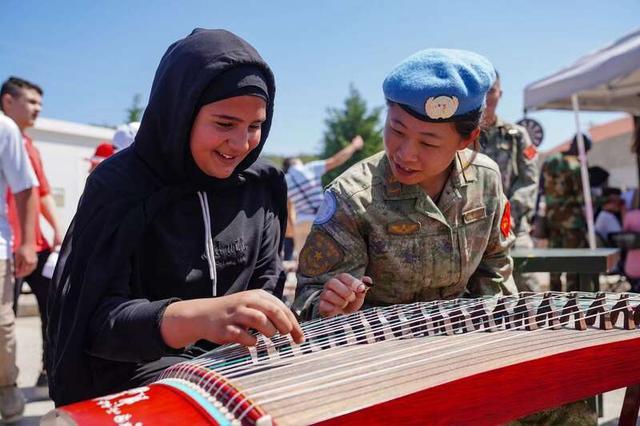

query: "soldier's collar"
(382, 155), (423, 199)
(493, 115), (507, 128)
(452, 150), (477, 187)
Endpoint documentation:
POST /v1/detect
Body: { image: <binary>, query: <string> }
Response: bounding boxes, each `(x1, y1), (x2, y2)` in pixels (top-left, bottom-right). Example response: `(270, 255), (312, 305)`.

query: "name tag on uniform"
(463, 206), (486, 224)
(387, 221), (421, 235)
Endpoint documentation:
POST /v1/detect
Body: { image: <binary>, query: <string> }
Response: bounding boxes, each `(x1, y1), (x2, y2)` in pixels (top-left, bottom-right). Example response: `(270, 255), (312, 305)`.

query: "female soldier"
(47, 29), (303, 406)
(293, 48), (516, 320)
(292, 49), (596, 425)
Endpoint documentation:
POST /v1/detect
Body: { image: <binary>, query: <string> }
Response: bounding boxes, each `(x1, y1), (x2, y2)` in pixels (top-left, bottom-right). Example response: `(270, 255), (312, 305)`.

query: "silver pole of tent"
(571, 94), (596, 249)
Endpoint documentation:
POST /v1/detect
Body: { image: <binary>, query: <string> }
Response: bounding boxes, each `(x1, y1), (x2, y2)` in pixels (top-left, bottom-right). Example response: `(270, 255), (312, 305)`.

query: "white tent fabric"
(524, 28), (640, 114)
(523, 28), (640, 249)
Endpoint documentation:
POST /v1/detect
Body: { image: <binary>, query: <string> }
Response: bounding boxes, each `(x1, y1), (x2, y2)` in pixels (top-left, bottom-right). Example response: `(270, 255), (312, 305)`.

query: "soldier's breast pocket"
(457, 205), (494, 272)
(366, 231), (423, 303)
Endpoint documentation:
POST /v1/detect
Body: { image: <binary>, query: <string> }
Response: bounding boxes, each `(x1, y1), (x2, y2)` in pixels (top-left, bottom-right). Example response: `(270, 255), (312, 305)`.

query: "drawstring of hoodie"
(197, 191), (217, 296)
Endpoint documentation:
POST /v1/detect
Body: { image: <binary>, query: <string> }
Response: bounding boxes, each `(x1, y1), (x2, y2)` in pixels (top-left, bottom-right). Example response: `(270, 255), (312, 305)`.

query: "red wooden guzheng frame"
(318, 338), (640, 425)
(54, 338), (640, 425)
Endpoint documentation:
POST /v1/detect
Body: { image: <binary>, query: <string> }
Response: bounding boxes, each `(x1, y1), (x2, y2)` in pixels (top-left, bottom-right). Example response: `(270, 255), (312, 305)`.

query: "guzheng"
(44, 291), (640, 425)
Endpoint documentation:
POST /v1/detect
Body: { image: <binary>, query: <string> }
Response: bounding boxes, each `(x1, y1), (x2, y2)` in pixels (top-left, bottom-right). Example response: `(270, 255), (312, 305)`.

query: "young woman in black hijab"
(46, 29), (304, 406)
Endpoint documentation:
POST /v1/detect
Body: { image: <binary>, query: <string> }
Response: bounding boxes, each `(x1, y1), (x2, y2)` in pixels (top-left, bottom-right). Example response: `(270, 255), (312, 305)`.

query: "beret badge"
(425, 95), (459, 120)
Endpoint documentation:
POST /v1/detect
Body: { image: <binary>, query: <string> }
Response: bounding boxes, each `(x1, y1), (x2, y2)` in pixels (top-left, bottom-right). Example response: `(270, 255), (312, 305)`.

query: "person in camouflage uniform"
(506, 400), (597, 426)
(293, 149), (516, 318)
(480, 75), (540, 292)
(541, 135), (591, 292)
(292, 49), (596, 426)
(292, 49), (516, 320)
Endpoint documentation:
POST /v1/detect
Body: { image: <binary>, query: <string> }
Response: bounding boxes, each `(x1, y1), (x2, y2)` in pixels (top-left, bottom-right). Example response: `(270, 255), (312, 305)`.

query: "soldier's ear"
(458, 127), (480, 150)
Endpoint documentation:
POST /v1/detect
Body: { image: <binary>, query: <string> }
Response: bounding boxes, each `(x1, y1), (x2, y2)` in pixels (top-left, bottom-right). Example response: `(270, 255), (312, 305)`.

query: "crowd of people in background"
(0, 29), (638, 425)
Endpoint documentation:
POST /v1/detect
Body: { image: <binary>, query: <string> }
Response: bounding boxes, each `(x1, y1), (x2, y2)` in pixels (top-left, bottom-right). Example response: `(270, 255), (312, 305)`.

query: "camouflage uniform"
(480, 117), (540, 292)
(507, 400), (597, 426)
(541, 153), (588, 292)
(293, 150), (517, 320)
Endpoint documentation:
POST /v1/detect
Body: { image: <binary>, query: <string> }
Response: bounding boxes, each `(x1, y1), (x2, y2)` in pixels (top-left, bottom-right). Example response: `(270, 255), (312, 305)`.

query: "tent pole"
(571, 94), (596, 249)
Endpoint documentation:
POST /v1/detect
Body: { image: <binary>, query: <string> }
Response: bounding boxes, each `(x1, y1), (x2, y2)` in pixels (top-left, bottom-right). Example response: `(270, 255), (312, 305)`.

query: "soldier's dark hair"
(0, 76), (43, 112)
(454, 111), (482, 140)
(454, 116), (482, 173)
(454, 108), (484, 168)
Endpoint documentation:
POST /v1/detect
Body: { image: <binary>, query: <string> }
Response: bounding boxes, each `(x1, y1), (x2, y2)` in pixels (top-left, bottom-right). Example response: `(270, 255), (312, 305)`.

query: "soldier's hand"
(319, 273), (371, 318)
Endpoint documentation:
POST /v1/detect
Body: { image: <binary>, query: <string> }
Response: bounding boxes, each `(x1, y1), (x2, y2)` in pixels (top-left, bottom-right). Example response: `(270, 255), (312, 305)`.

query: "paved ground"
(9, 278), (640, 425)
(14, 308), (54, 425)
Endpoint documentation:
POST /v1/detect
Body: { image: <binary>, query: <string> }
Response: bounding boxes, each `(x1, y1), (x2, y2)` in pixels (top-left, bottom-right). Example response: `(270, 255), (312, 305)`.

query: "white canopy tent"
(523, 28), (640, 248)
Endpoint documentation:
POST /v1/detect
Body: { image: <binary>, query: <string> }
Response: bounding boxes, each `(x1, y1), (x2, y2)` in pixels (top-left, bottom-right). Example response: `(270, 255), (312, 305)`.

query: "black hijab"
(133, 28), (276, 187)
(47, 29), (282, 405)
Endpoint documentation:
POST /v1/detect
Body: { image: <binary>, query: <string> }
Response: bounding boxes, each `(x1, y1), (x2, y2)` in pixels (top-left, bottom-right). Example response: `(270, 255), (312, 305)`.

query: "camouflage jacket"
(541, 153), (586, 230)
(479, 117), (539, 234)
(293, 150), (516, 320)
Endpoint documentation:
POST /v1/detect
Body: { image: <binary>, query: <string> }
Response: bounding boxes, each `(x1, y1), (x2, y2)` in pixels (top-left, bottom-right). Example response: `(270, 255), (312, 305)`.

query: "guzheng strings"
(156, 292), (640, 422)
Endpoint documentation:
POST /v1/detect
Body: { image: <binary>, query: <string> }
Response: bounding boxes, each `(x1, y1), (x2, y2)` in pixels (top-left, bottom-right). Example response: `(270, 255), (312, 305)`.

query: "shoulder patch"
(523, 144), (538, 160)
(298, 230), (344, 276)
(500, 201), (512, 238)
(314, 191), (337, 225)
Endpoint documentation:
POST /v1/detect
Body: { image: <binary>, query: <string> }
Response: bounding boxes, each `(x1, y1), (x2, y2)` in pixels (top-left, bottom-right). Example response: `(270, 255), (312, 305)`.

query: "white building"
(26, 117), (114, 237)
(587, 116), (638, 190)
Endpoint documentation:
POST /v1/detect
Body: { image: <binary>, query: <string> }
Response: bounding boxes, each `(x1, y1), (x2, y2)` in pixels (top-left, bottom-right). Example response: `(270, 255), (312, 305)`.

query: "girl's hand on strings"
(319, 273), (372, 318)
(161, 289), (305, 348)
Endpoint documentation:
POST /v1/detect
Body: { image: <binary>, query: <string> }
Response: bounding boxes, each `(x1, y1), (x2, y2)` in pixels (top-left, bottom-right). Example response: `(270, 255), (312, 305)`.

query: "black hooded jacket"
(46, 29), (286, 406)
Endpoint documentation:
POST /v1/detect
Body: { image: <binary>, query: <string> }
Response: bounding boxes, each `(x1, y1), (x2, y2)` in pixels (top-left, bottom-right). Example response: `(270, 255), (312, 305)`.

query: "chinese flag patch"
(500, 201), (511, 237)
(523, 145), (538, 160)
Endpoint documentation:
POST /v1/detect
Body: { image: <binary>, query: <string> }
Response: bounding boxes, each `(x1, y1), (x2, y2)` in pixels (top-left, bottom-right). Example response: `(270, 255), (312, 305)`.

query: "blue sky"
(1, 0), (637, 155)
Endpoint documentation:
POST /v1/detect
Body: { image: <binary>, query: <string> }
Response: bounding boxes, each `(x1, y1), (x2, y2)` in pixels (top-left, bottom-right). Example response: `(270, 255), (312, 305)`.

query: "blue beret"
(383, 49), (496, 122)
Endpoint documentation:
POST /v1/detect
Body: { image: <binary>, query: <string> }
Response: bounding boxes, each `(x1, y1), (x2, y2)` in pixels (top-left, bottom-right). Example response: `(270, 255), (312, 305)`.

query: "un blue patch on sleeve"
(314, 191), (337, 225)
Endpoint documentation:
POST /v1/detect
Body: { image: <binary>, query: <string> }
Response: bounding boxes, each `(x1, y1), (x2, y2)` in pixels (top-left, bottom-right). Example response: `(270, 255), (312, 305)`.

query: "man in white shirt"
(0, 114), (38, 423)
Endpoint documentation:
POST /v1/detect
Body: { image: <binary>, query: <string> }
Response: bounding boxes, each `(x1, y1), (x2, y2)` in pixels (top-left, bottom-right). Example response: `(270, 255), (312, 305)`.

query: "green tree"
(321, 84), (383, 185)
(126, 93), (145, 122)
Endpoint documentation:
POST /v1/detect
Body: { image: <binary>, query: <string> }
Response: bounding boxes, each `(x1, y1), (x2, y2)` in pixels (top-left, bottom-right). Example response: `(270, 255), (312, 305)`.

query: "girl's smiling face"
(190, 95), (267, 179)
